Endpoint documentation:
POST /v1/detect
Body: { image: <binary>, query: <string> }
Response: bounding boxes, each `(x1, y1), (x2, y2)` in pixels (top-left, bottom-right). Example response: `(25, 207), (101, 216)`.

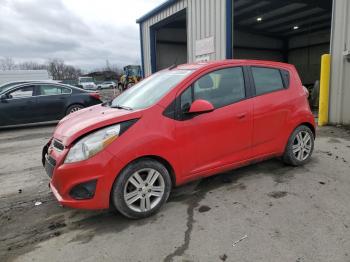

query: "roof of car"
(175, 59), (294, 71)
(0, 81), (85, 94)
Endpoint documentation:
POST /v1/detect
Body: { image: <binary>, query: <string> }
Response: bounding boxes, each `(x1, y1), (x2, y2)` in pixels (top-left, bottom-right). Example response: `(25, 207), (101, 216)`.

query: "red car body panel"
(44, 60), (315, 210)
(54, 105), (143, 146)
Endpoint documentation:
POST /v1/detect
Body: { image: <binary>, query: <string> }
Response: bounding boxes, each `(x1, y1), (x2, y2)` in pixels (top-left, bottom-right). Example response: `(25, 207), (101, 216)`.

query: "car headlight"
(64, 124), (121, 163)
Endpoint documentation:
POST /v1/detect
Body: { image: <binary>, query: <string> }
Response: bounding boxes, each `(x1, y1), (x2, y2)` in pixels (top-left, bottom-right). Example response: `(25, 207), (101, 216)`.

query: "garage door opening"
(151, 9), (187, 72)
(232, 0), (333, 110)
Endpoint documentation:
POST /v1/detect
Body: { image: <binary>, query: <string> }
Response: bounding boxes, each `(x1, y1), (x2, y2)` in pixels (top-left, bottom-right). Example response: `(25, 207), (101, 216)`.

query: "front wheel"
(111, 159), (172, 219)
(283, 125), (314, 166)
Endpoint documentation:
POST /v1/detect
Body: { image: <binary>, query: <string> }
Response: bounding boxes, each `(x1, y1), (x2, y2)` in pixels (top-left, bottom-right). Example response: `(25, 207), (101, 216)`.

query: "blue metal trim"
(139, 24), (145, 78)
(150, 28), (157, 73)
(136, 0), (178, 23)
(226, 0), (233, 59)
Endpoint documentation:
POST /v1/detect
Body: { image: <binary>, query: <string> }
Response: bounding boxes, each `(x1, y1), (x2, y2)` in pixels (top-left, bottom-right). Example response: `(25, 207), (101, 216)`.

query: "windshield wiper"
(111, 104), (133, 111)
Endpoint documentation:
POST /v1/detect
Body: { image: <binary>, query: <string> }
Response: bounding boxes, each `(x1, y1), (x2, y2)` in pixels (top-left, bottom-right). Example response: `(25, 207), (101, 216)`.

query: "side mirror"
(188, 99), (214, 114)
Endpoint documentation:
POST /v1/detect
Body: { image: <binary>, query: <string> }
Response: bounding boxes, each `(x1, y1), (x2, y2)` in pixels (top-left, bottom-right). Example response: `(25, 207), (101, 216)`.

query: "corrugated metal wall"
(140, 0), (227, 76)
(329, 0), (350, 124)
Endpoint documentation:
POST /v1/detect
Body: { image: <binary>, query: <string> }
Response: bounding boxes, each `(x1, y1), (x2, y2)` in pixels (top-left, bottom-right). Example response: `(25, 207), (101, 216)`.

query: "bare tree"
(18, 61), (47, 70)
(109, 64), (123, 76)
(0, 57), (82, 80)
(0, 57), (17, 70)
(47, 59), (82, 80)
(105, 59), (111, 71)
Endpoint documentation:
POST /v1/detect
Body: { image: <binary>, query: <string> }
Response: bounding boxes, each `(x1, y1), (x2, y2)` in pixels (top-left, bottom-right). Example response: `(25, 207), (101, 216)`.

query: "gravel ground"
(0, 124), (350, 262)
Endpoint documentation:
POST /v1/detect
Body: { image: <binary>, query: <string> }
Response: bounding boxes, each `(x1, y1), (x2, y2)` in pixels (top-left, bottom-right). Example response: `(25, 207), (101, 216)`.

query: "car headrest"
(197, 75), (213, 89)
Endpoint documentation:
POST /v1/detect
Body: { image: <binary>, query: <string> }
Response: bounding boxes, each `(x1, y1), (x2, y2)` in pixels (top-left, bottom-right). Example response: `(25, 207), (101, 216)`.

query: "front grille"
(47, 155), (56, 167)
(53, 139), (64, 151)
(45, 155), (56, 178)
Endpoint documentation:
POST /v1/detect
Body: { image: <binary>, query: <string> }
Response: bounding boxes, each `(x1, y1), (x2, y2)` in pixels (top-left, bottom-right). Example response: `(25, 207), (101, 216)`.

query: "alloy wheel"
(292, 131), (312, 161)
(69, 106), (82, 113)
(124, 168), (165, 213)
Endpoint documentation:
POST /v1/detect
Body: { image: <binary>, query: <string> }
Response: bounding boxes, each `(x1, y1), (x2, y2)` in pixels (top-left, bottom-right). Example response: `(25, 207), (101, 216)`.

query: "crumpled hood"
(54, 104), (142, 146)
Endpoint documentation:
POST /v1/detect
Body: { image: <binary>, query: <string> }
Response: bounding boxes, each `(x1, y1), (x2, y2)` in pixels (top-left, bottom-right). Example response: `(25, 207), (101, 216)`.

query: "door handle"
(236, 113), (247, 119)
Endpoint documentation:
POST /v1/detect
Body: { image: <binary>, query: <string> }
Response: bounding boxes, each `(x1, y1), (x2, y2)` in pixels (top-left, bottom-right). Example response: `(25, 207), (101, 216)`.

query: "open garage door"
(150, 9), (187, 72)
(232, 0), (333, 109)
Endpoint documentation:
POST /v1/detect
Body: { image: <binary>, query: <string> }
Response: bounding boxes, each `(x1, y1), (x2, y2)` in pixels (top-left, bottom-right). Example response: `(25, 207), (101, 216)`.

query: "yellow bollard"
(318, 54), (331, 126)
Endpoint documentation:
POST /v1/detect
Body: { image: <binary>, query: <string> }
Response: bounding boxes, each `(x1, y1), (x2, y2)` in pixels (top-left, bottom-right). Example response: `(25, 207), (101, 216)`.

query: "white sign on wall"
(195, 55), (210, 62)
(195, 37), (215, 57)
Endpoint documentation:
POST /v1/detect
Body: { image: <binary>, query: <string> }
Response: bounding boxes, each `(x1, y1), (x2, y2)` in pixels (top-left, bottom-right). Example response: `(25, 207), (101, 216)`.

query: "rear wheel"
(111, 159), (172, 219)
(283, 125), (314, 166)
(66, 104), (84, 115)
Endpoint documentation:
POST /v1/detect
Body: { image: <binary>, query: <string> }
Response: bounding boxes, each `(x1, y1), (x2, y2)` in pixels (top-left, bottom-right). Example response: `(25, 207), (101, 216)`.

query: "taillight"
(89, 92), (101, 100)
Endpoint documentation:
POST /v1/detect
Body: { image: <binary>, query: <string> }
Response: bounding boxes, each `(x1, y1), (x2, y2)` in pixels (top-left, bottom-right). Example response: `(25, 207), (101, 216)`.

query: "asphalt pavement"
(1, 125), (350, 262)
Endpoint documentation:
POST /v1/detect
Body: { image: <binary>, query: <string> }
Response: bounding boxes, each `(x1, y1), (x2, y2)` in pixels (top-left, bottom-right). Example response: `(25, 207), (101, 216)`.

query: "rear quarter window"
(251, 67), (285, 96)
(280, 69), (290, 88)
(39, 85), (71, 95)
(62, 87), (71, 94)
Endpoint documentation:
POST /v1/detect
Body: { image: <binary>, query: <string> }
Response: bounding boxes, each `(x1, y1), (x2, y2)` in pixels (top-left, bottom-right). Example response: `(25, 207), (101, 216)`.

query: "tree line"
(0, 57), (122, 81)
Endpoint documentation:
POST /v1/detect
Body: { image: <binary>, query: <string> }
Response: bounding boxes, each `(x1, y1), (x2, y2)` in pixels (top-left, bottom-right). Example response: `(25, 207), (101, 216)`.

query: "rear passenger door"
(249, 66), (291, 156)
(36, 84), (71, 121)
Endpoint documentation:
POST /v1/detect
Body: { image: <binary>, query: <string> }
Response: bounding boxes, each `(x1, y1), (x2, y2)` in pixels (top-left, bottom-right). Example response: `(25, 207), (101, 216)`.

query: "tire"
(111, 159), (172, 219)
(283, 125), (314, 166)
(66, 104), (84, 115)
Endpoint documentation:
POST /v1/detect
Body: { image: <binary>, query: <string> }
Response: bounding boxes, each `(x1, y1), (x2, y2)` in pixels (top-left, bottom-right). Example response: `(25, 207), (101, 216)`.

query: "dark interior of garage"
(151, 9), (187, 72)
(233, 0), (333, 108)
(148, 0), (332, 109)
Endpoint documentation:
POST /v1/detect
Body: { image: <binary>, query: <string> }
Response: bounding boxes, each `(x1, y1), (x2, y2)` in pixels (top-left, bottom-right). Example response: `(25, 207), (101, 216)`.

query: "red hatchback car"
(43, 60), (315, 219)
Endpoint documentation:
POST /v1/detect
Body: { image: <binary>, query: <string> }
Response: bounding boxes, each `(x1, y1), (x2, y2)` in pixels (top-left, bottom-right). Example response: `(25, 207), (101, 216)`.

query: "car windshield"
(111, 69), (193, 110)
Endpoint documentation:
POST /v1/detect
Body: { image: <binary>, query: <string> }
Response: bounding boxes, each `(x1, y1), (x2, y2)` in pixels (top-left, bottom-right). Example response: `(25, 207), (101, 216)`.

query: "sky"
(0, 0), (165, 70)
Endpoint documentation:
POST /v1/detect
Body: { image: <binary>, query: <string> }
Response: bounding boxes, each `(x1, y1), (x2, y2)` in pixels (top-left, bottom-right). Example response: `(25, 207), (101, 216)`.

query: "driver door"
(0, 85), (38, 126)
(175, 67), (253, 177)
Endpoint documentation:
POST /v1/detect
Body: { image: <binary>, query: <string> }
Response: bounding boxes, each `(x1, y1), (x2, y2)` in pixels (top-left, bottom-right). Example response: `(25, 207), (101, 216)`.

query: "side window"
(192, 67), (246, 109)
(39, 85), (62, 95)
(180, 87), (192, 113)
(8, 86), (34, 99)
(251, 67), (284, 95)
(280, 69), (290, 88)
(62, 87), (71, 94)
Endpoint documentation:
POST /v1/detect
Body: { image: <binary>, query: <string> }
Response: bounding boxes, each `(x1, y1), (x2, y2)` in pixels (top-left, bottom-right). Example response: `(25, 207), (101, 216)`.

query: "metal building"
(0, 70), (50, 85)
(137, 0), (349, 124)
(137, 0), (227, 76)
(329, 0), (350, 125)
